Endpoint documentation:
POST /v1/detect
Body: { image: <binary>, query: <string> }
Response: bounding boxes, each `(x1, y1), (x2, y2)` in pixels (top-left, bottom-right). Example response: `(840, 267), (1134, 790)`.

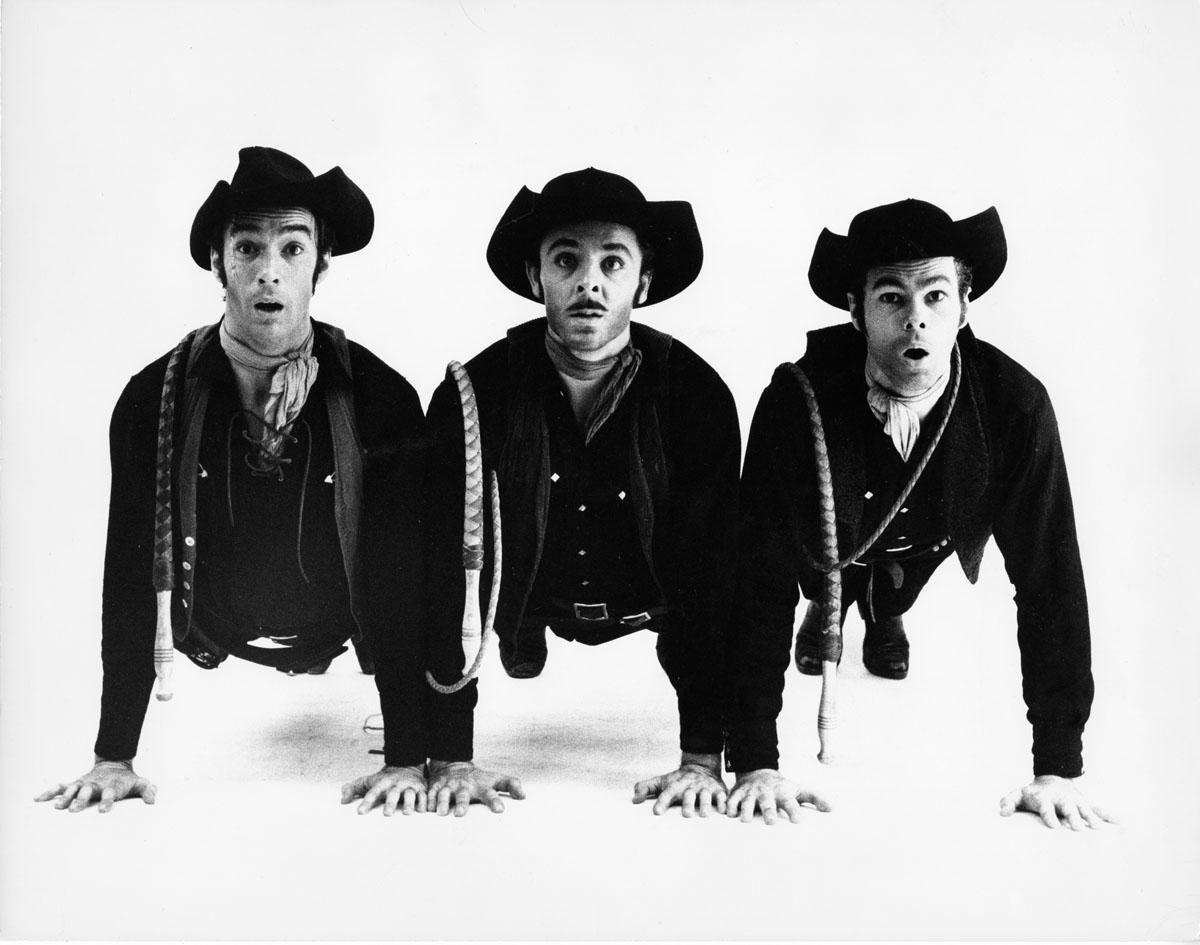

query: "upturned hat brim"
(486, 168), (703, 307)
(190, 155), (373, 269)
(808, 201), (1007, 310)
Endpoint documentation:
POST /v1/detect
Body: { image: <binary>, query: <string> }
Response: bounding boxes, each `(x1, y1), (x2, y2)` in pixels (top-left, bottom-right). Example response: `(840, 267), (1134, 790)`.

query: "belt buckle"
(620, 611), (652, 628)
(573, 602), (609, 621)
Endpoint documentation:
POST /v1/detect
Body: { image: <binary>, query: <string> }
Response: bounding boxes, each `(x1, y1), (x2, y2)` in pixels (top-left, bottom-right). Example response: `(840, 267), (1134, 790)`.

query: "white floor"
(3, 490), (1198, 941)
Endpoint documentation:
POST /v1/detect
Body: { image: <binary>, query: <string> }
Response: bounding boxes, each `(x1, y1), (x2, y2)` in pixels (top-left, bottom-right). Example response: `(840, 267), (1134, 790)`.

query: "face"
(211, 207), (328, 353)
(851, 256), (967, 394)
(526, 221), (652, 358)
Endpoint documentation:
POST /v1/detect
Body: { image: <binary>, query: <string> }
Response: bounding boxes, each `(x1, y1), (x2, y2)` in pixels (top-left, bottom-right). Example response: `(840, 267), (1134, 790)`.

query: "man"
(416, 168), (827, 821)
(36, 147), (499, 816)
(728, 198), (1113, 828)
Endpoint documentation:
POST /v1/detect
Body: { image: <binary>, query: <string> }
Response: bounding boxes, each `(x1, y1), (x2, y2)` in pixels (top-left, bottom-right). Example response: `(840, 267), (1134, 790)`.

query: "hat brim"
(189, 166), (374, 269)
(808, 206), (1007, 310)
(485, 188), (703, 307)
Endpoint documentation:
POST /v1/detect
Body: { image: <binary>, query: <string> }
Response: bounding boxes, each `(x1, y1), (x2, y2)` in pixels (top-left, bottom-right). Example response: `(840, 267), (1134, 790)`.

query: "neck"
(222, 312), (314, 358)
(865, 355), (949, 398)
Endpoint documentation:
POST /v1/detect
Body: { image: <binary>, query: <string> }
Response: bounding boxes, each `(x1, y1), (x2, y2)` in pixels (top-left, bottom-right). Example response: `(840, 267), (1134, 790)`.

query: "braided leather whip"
(785, 343), (962, 763)
(149, 330), (196, 702)
(427, 362), (502, 694)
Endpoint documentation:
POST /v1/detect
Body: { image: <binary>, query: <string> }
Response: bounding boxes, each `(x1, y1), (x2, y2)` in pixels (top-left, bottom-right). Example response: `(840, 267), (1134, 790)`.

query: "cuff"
(1031, 723), (1084, 778)
(723, 719), (780, 774)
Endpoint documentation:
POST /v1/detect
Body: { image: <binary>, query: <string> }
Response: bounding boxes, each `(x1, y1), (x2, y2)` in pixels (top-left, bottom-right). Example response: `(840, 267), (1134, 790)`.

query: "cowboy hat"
(486, 167), (703, 306)
(808, 199), (1007, 310)
(189, 146), (374, 269)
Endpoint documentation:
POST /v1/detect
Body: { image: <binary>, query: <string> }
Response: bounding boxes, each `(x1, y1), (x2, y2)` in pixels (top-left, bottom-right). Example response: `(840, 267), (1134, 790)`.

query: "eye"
(925, 289), (948, 304)
(284, 242), (306, 257)
(234, 241), (258, 256)
(553, 252), (577, 270)
(601, 256), (626, 273)
(878, 292), (902, 305)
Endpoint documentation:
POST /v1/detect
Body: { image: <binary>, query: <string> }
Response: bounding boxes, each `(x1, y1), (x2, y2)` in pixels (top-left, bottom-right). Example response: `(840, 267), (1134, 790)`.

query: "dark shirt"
(527, 380), (660, 614)
(859, 396), (951, 560)
(195, 377), (352, 656)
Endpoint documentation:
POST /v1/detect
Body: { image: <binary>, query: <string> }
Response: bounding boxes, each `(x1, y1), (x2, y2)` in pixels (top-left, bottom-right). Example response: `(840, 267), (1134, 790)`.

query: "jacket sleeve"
(723, 369), (817, 772)
(990, 388), (1093, 778)
(94, 377), (159, 762)
(415, 376), (479, 763)
(653, 350), (741, 758)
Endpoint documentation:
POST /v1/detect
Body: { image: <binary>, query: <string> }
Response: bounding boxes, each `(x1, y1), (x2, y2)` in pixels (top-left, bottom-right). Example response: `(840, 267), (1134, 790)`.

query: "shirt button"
(864, 491), (874, 500)
(181, 599), (189, 608)
(578, 504), (587, 512)
(182, 562), (191, 571)
(184, 537), (195, 547)
(183, 581), (191, 590)
(578, 549), (587, 556)
(550, 473), (560, 483)
(617, 490), (626, 500)
(581, 580), (590, 587)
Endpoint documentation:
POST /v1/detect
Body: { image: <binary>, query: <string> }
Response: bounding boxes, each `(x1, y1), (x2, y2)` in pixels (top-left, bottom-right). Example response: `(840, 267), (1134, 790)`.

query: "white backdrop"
(2, 0), (1198, 940)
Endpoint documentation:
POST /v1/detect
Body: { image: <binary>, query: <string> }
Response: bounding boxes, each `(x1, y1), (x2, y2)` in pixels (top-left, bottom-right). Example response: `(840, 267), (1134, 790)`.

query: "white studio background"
(2, 0), (1198, 940)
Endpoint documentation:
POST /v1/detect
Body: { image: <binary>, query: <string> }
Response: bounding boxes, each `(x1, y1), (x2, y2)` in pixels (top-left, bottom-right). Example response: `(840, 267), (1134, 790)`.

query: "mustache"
(566, 299), (608, 313)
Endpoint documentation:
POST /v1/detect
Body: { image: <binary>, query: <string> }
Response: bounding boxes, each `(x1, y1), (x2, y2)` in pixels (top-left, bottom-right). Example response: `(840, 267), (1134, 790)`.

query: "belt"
(531, 598), (672, 646)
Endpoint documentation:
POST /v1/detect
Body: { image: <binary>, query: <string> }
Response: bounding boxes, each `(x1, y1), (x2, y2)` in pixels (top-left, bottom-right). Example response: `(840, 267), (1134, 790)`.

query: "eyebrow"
(602, 242), (633, 256)
(545, 238), (580, 253)
(227, 222), (314, 239)
(870, 272), (952, 291)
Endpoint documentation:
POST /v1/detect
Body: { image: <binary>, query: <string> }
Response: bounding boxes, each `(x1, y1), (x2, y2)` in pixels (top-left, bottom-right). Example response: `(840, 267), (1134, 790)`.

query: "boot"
(861, 603), (909, 680)
(794, 600), (844, 676)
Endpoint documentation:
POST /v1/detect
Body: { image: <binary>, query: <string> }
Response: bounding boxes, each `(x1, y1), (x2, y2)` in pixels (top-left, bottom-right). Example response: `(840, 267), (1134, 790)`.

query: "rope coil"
(427, 361), (502, 694)
(785, 343), (962, 763)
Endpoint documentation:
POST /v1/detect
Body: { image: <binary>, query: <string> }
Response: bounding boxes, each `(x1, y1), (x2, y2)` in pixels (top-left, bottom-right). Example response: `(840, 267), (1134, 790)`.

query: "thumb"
(631, 777), (661, 802)
(998, 789), (1020, 816)
(140, 782), (158, 805)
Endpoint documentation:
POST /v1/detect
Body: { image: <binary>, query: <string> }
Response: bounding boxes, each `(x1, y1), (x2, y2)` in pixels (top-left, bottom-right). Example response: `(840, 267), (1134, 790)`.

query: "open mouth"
(904, 347), (929, 360)
(254, 302), (284, 314)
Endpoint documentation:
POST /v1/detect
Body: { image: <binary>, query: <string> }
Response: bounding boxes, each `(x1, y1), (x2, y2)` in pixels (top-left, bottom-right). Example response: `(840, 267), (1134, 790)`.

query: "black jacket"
(95, 320), (469, 768)
(727, 324), (1093, 777)
(424, 319), (741, 758)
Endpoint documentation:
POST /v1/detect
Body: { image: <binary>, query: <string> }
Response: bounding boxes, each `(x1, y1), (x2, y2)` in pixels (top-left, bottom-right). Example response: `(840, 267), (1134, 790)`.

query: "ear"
(635, 271), (653, 306)
(209, 247), (224, 284)
(315, 250), (332, 287)
(958, 294), (970, 328)
(847, 293), (863, 333)
(525, 261), (543, 300)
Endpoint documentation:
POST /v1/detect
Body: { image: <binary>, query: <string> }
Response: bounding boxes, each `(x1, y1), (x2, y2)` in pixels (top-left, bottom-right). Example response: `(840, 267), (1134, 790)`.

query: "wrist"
(427, 759), (474, 778)
(93, 756), (133, 771)
(680, 751), (721, 776)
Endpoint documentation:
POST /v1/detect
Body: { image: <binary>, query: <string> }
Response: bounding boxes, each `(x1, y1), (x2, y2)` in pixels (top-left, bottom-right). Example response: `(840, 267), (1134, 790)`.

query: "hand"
(35, 759), (157, 813)
(999, 775), (1116, 830)
(632, 752), (728, 817)
(341, 765), (428, 816)
(426, 760), (525, 817)
(726, 769), (832, 824)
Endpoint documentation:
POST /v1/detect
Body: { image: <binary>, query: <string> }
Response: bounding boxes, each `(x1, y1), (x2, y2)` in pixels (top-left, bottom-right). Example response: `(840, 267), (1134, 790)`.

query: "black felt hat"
(189, 146), (374, 269)
(808, 199), (1007, 310)
(486, 167), (703, 306)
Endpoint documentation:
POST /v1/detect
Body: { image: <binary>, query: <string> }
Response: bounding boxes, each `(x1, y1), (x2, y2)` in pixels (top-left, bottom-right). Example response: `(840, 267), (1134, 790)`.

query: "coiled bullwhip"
(784, 343), (961, 763)
(149, 330), (197, 702)
(427, 362), (502, 694)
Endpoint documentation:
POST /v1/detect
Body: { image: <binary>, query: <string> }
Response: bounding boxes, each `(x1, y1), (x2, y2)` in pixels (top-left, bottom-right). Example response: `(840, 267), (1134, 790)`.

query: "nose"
(256, 249), (282, 284)
(575, 258), (603, 295)
(903, 301), (926, 331)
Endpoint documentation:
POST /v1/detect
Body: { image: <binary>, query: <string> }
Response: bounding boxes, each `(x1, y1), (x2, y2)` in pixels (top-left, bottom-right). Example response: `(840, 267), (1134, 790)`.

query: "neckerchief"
(219, 320), (319, 466)
(544, 326), (642, 444)
(865, 364), (950, 461)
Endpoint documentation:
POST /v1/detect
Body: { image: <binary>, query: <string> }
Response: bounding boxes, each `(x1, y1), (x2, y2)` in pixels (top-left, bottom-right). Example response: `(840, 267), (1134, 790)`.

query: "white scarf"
(865, 366), (950, 462)
(219, 320), (319, 457)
